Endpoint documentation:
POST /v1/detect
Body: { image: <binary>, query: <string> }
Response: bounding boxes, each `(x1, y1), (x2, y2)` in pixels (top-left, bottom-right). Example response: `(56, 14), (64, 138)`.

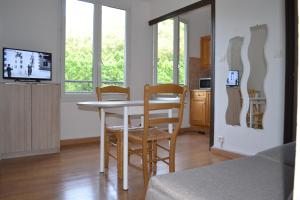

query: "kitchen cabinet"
(190, 90), (211, 127)
(200, 35), (211, 68)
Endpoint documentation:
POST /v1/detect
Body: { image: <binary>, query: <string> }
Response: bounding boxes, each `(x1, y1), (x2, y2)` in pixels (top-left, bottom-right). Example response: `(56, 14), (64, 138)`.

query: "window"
(179, 21), (188, 85)
(64, 0), (127, 94)
(65, 0), (93, 93)
(154, 18), (188, 85)
(101, 6), (126, 86)
(157, 19), (174, 84)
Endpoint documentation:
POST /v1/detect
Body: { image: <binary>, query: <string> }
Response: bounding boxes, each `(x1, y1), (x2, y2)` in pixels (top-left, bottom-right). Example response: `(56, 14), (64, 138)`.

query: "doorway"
(149, 1), (214, 146)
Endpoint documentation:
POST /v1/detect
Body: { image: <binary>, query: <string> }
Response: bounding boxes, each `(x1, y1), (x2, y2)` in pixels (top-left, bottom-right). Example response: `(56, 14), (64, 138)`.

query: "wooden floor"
(0, 133), (230, 200)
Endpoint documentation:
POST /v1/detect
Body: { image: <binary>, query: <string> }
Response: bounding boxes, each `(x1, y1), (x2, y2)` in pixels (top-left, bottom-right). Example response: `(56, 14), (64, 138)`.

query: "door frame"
(284, 0), (298, 143)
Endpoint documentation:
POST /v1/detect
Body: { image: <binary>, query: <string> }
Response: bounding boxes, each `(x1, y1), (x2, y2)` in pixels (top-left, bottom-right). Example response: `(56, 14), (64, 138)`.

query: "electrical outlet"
(218, 136), (224, 148)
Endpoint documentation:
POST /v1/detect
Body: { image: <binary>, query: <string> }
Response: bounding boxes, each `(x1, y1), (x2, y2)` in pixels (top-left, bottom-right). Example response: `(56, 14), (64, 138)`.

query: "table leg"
(168, 109), (173, 133)
(123, 106), (129, 190)
(100, 108), (105, 173)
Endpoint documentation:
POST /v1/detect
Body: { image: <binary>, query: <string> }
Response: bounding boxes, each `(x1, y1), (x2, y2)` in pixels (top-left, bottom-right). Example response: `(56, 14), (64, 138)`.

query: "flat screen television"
(3, 48), (52, 81)
(226, 70), (239, 87)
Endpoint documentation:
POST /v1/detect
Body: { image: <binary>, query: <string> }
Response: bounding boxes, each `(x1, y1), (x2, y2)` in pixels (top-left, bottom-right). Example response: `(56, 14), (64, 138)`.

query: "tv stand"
(0, 83), (60, 159)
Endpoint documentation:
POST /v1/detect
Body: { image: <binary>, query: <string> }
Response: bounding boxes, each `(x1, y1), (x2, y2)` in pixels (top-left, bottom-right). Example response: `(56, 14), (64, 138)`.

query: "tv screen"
(226, 70), (239, 86)
(3, 48), (52, 80)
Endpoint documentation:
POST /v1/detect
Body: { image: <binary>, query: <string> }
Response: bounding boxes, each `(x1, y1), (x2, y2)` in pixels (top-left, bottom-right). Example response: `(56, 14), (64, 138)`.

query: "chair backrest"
(96, 86), (130, 101)
(96, 86), (131, 125)
(143, 84), (187, 142)
(248, 89), (257, 98)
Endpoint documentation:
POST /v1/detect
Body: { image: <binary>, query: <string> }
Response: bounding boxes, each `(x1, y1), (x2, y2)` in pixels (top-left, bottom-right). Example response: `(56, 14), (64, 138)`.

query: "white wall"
(0, 0), (286, 152)
(61, 0), (154, 139)
(295, 136), (300, 200)
(293, 8), (300, 197)
(214, 0), (285, 155)
(0, 0), (154, 140)
(180, 5), (211, 58)
(0, 0), (195, 141)
(0, 0), (61, 83)
(149, 0), (286, 155)
(150, 0), (199, 19)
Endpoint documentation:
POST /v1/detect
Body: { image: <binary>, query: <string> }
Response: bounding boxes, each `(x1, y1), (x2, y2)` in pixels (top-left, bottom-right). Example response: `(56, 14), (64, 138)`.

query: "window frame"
(153, 17), (189, 86)
(179, 18), (189, 86)
(61, 0), (129, 100)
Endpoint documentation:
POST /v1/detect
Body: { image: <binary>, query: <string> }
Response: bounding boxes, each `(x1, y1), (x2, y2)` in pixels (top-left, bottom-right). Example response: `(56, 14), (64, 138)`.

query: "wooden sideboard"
(0, 83), (60, 159)
(190, 90), (211, 128)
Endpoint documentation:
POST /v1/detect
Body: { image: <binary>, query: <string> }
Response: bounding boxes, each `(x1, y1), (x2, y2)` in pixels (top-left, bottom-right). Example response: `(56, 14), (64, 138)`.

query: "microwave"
(199, 78), (211, 89)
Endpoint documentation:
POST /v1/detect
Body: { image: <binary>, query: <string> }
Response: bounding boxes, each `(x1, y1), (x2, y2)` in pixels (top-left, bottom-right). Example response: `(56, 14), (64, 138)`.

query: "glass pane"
(157, 19), (174, 84)
(101, 6), (126, 86)
(65, 0), (93, 93)
(179, 22), (187, 85)
(65, 81), (93, 93)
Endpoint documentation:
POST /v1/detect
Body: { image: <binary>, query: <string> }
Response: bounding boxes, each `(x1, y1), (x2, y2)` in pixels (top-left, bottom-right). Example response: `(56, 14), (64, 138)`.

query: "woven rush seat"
(128, 128), (171, 143)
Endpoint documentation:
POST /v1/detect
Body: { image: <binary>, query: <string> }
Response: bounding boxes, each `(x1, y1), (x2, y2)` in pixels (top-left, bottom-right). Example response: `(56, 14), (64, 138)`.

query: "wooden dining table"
(77, 100), (176, 190)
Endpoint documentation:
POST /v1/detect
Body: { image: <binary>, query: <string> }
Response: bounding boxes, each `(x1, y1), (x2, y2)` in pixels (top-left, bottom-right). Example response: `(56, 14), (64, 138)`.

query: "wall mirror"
(246, 24), (267, 129)
(225, 37), (244, 126)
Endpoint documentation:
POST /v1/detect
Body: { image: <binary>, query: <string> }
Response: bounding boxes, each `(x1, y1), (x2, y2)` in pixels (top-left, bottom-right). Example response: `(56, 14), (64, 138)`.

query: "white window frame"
(153, 17), (189, 86)
(61, 0), (129, 101)
(179, 18), (189, 86)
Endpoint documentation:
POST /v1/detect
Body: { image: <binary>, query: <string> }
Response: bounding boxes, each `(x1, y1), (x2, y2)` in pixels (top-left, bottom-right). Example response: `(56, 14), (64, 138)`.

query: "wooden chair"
(96, 86), (131, 179)
(128, 84), (187, 188)
(247, 89), (263, 128)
